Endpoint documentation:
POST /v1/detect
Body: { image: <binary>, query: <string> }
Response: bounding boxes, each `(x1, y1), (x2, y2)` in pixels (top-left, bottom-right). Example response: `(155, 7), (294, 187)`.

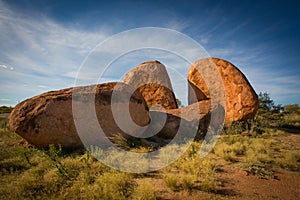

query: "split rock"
(123, 60), (178, 110)
(188, 58), (259, 124)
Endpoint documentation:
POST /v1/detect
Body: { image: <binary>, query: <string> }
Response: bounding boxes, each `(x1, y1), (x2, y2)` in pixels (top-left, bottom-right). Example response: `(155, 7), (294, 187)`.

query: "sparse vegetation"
(131, 182), (156, 200)
(276, 150), (300, 171)
(176, 98), (184, 108)
(0, 93), (299, 199)
(244, 162), (275, 179)
(164, 174), (180, 191)
(0, 106), (13, 114)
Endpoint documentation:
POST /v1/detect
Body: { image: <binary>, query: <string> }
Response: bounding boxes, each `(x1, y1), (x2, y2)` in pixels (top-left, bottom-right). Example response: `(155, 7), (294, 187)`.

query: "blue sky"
(0, 0), (299, 106)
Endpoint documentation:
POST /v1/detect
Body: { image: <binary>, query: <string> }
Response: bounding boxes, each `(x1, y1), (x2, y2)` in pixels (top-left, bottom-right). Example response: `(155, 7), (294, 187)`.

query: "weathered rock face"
(9, 82), (150, 148)
(162, 100), (212, 137)
(188, 58), (259, 124)
(9, 58), (258, 148)
(146, 100), (224, 140)
(123, 60), (178, 110)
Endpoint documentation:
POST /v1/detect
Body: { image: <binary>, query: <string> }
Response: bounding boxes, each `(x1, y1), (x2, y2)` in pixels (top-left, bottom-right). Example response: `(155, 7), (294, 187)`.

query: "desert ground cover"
(0, 99), (299, 200)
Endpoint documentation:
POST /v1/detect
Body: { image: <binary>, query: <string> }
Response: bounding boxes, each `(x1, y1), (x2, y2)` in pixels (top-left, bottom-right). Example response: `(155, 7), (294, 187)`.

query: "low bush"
(277, 151), (300, 171)
(164, 174), (180, 192)
(131, 182), (157, 200)
(244, 162), (274, 179)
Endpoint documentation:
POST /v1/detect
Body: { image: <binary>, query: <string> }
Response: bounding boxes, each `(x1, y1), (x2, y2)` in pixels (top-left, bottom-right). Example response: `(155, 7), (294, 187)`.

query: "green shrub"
(62, 172), (133, 200)
(283, 113), (300, 126)
(164, 174), (179, 192)
(214, 142), (236, 162)
(41, 144), (68, 177)
(0, 106), (13, 114)
(231, 142), (247, 156)
(277, 151), (300, 171)
(94, 172), (133, 200)
(255, 92), (284, 128)
(182, 175), (194, 191)
(244, 162), (274, 179)
(284, 104), (300, 115)
(224, 121), (245, 135)
(166, 151), (217, 193)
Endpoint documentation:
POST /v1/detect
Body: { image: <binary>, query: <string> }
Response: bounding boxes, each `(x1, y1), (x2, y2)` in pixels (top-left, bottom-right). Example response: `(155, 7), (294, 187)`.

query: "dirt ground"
(213, 162), (299, 200)
(141, 133), (300, 200)
(1, 113), (299, 199)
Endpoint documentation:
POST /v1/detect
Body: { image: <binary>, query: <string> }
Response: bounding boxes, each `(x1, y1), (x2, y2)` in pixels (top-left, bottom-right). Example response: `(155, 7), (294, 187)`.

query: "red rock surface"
(188, 58), (259, 125)
(151, 100), (224, 139)
(9, 82), (150, 147)
(123, 60), (178, 110)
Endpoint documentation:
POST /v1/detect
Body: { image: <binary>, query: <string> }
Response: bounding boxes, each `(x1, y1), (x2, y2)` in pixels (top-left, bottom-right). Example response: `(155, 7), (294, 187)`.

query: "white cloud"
(0, 64), (8, 69)
(0, 1), (299, 106)
(37, 85), (49, 89)
(0, 98), (10, 101)
(0, 3), (202, 105)
(0, 1), (110, 105)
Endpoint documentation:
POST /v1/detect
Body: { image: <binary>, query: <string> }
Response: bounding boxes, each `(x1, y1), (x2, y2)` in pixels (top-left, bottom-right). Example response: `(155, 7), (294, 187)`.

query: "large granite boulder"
(10, 57), (255, 148)
(123, 60), (178, 110)
(9, 82), (150, 148)
(188, 58), (259, 125)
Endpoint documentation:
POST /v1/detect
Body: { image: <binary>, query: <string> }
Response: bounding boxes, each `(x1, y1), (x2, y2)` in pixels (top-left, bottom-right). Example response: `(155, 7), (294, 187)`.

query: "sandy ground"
(139, 133), (300, 200)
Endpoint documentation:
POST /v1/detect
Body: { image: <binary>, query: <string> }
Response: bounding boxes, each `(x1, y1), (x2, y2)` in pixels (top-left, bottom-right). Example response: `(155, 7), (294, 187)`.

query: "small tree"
(256, 92), (283, 127)
(0, 106), (13, 114)
(258, 92), (274, 111)
(176, 98), (184, 108)
(258, 92), (283, 113)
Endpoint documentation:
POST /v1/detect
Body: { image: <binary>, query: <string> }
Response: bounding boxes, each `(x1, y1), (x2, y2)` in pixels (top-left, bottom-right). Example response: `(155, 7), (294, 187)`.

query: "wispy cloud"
(0, 64), (7, 69)
(1, 2), (197, 105)
(0, 98), (10, 101)
(37, 85), (49, 89)
(0, 1), (109, 105)
(0, 0), (299, 106)
(202, 26), (300, 105)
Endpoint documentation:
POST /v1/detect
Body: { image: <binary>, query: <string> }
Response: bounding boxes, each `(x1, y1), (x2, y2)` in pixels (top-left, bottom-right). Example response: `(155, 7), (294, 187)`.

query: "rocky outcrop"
(9, 58), (259, 148)
(157, 100), (212, 139)
(123, 60), (178, 110)
(188, 58), (259, 124)
(9, 82), (150, 148)
(144, 100), (224, 140)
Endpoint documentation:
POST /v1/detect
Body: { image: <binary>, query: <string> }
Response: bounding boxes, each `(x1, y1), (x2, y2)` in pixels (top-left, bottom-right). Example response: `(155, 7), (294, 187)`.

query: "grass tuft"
(131, 182), (157, 200)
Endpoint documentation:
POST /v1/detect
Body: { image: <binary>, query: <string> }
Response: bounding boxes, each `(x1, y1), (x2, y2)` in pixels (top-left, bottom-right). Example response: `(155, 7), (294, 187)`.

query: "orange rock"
(9, 82), (150, 147)
(146, 100), (224, 140)
(123, 60), (178, 110)
(188, 58), (259, 125)
(158, 100), (212, 138)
